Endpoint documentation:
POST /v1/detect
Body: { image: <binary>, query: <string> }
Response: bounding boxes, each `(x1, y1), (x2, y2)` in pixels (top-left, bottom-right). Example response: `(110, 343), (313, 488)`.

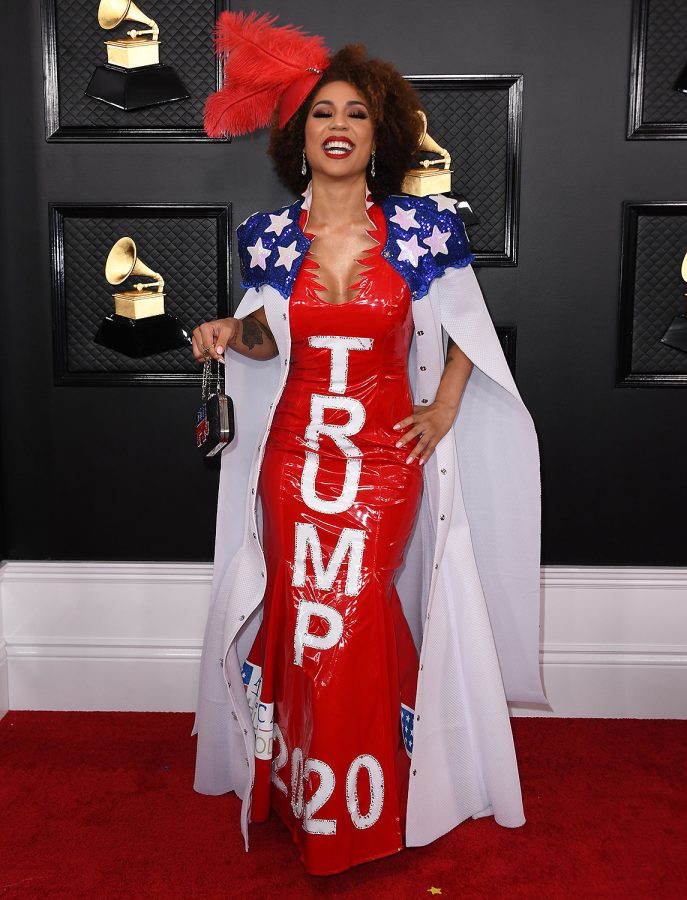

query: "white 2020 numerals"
(273, 729), (384, 835)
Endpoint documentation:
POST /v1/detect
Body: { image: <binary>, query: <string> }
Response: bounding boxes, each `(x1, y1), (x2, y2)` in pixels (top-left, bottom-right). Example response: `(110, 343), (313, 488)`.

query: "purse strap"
(201, 359), (225, 401)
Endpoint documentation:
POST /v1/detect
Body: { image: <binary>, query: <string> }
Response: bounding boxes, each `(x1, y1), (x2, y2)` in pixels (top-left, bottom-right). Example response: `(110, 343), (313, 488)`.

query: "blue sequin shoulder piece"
(378, 194), (475, 300)
(237, 198), (311, 299)
(236, 193), (474, 302)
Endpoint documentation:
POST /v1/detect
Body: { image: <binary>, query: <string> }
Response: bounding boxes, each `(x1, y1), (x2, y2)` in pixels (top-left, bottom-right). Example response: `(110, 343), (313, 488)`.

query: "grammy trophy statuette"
(402, 111), (478, 226)
(660, 250), (687, 354)
(94, 237), (192, 358)
(85, 0), (189, 111)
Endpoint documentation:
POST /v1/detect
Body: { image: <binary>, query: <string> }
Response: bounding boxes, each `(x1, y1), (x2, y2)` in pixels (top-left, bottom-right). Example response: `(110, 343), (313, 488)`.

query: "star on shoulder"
(429, 193), (459, 213)
(246, 237), (271, 270)
(265, 208), (293, 237)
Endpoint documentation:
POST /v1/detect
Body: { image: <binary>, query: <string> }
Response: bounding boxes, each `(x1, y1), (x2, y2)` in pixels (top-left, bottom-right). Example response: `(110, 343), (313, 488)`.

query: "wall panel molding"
(408, 74), (522, 265)
(627, 0), (687, 140)
(49, 203), (231, 386)
(1, 562), (686, 720)
(41, 0), (231, 142)
(617, 202), (687, 387)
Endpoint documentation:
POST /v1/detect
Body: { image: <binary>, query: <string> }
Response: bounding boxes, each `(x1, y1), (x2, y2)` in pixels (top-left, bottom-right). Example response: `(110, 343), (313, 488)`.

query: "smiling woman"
(297, 83), (378, 306)
(269, 44), (423, 204)
(309, 88), (372, 168)
(193, 13), (544, 881)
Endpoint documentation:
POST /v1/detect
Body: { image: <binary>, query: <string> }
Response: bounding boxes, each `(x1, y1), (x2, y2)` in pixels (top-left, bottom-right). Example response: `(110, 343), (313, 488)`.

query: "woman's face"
(303, 80), (375, 182)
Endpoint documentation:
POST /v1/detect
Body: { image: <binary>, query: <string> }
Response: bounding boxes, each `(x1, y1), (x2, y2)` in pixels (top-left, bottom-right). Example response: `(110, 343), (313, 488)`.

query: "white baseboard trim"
(1, 562), (686, 719)
(0, 638), (8, 721)
(0, 579), (7, 719)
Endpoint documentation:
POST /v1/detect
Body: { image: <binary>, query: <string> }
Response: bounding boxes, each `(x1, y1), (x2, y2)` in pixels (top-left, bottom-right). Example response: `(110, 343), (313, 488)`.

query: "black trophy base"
(94, 313), (191, 358)
(450, 193), (479, 226)
(660, 314), (687, 354)
(85, 64), (190, 111)
(674, 61), (687, 94)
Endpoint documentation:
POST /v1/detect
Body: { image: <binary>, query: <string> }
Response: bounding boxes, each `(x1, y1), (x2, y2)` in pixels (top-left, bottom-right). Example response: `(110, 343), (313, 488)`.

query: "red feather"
(204, 11), (329, 138)
(204, 85), (278, 137)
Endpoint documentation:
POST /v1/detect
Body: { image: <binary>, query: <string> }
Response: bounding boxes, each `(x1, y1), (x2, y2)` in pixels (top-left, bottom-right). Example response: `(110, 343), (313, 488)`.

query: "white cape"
(191, 264), (547, 848)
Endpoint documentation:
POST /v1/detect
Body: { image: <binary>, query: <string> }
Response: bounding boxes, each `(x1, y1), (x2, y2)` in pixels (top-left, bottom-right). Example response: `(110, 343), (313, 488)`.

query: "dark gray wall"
(1, 0), (686, 564)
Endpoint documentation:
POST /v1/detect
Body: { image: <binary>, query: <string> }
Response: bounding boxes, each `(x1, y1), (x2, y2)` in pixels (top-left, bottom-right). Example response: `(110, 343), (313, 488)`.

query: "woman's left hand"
(393, 401), (457, 466)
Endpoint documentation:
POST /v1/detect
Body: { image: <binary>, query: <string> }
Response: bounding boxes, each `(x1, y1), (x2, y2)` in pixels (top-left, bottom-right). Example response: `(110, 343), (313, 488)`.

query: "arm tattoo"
(241, 317), (263, 349)
(240, 314), (275, 351)
(258, 319), (275, 343)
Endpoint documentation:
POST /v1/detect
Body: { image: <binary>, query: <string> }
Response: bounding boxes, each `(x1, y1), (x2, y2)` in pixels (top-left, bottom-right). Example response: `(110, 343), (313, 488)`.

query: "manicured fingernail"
(419, 458), (425, 466)
(395, 441), (402, 448)
(393, 424), (400, 431)
(216, 346), (224, 355)
(405, 456), (413, 464)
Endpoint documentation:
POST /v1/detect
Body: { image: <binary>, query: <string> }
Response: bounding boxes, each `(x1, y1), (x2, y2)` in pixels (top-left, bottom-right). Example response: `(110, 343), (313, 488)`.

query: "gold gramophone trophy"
(402, 112), (453, 197)
(402, 111), (478, 224)
(94, 237), (191, 358)
(85, 0), (189, 110)
(660, 251), (687, 354)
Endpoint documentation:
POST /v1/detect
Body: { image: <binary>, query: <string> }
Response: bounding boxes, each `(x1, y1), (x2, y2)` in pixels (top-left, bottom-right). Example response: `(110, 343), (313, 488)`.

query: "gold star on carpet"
(427, 889), (442, 896)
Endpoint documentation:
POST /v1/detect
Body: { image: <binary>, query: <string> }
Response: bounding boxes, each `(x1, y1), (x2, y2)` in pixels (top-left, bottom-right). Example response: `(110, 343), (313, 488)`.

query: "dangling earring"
(370, 151), (376, 178)
(301, 151), (307, 176)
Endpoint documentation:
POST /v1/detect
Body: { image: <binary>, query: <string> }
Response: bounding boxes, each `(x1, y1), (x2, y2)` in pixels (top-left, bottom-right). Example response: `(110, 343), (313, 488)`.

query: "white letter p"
(293, 599), (344, 667)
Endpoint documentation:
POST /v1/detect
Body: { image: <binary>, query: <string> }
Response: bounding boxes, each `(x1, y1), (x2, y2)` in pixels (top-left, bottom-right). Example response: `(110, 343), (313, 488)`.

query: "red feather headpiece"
(204, 11), (330, 138)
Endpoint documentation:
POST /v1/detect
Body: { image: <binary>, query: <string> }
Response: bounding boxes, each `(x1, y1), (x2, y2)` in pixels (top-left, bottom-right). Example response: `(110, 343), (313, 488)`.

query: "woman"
(192, 15), (545, 878)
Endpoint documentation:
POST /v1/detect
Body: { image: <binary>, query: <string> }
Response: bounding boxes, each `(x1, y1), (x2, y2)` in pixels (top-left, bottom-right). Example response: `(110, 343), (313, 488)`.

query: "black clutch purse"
(196, 359), (234, 457)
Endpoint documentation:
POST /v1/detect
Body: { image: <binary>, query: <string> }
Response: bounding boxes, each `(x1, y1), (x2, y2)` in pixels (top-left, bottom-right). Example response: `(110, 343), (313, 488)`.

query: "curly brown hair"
(268, 45), (424, 204)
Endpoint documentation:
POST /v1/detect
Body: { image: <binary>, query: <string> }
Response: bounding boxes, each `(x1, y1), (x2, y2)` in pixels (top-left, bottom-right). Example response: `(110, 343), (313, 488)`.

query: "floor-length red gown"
(243, 203), (422, 875)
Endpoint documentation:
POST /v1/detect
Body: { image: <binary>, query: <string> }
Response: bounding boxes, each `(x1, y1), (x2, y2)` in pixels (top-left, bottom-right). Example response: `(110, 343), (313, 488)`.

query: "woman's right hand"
(191, 318), (238, 363)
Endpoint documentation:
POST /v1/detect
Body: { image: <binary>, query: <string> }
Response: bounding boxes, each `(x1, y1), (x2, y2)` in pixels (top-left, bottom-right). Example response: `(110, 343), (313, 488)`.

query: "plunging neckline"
(297, 203), (385, 307)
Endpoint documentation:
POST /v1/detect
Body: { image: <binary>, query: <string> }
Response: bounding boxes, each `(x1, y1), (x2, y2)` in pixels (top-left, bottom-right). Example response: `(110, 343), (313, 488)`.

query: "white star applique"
(247, 238), (271, 270)
(265, 209), (292, 237)
(423, 225), (451, 256)
(390, 204), (420, 231)
(274, 240), (301, 272)
(397, 235), (429, 267)
(429, 194), (458, 214)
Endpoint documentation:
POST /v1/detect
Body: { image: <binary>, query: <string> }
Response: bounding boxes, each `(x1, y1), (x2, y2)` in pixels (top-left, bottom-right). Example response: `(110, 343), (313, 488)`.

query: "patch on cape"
(237, 194), (474, 301)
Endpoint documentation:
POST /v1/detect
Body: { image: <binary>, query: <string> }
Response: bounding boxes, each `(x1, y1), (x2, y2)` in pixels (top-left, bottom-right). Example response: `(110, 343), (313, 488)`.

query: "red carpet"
(1, 714), (684, 898)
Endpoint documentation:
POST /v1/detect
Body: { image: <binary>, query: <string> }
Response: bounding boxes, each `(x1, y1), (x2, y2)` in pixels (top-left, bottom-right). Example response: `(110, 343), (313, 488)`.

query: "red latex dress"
(243, 203), (422, 875)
